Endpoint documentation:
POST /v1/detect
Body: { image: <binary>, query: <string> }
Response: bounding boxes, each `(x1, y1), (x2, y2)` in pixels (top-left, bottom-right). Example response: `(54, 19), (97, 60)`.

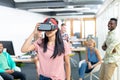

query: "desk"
(11, 56), (34, 63)
(11, 47), (86, 62)
(70, 38), (86, 46)
(70, 38), (86, 42)
(71, 47), (86, 60)
(71, 47), (86, 51)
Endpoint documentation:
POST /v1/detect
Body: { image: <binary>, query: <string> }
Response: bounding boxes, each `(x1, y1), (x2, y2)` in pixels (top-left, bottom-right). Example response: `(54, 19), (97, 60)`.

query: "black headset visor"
(37, 23), (57, 31)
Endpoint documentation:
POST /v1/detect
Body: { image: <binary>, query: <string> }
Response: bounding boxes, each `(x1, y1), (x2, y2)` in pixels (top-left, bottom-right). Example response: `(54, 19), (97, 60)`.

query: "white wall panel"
(0, 6), (47, 55)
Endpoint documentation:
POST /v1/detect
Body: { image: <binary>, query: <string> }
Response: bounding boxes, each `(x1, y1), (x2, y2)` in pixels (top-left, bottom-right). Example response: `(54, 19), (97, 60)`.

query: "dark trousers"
(0, 71), (26, 80)
(39, 75), (52, 80)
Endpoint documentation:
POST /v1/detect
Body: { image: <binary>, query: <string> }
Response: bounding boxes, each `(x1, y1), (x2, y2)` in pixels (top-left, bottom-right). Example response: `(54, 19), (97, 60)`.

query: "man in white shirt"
(99, 18), (120, 80)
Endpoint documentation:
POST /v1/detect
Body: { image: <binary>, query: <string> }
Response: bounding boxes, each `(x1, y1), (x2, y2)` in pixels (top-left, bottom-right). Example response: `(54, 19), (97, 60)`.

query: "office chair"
(84, 63), (101, 80)
(15, 66), (21, 72)
(0, 76), (4, 80)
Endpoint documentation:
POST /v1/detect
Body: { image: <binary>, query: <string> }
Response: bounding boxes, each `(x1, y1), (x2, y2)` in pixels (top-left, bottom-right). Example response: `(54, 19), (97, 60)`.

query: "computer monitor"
(74, 32), (80, 38)
(0, 41), (15, 55)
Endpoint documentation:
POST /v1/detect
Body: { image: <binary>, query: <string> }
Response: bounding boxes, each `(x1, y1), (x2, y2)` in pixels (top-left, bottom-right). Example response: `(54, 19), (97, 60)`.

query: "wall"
(0, 5), (47, 55)
(96, 0), (120, 57)
(96, 0), (120, 80)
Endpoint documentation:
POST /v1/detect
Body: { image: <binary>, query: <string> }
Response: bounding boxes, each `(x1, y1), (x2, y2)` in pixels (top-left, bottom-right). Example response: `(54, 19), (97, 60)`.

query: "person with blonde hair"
(79, 39), (102, 80)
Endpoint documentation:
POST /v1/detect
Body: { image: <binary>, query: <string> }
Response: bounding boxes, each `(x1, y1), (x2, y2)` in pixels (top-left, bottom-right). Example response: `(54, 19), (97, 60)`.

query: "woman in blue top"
(79, 39), (102, 80)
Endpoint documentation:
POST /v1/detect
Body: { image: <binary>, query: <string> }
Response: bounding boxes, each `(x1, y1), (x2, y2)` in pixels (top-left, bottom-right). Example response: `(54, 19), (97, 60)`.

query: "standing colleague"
(21, 18), (71, 80)
(99, 18), (120, 80)
(0, 43), (26, 80)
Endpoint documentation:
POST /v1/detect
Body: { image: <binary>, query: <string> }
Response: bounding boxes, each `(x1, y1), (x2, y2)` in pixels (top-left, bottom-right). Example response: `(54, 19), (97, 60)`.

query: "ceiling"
(0, 0), (106, 17)
(13, 0), (105, 16)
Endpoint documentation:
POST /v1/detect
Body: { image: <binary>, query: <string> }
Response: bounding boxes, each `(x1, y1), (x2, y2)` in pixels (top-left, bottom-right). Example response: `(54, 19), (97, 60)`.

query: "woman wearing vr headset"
(21, 18), (71, 80)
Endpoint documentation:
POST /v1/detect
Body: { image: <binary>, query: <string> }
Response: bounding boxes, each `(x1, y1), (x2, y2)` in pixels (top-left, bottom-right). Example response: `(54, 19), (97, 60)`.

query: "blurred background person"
(61, 23), (69, 42)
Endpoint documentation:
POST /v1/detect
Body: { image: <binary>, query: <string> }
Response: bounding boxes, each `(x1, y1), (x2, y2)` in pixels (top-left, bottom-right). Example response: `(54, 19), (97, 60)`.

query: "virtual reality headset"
(37, 18), (58, 31)
(37, 23), (57, 31)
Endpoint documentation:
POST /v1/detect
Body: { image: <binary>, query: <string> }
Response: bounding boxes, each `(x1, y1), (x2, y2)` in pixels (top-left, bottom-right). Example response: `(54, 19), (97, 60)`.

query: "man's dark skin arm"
(102, 42), (116, 53)
(102, 42), (107, 51)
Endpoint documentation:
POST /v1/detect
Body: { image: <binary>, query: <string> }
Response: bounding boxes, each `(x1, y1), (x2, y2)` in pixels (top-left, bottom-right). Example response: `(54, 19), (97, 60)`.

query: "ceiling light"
(28, 8), (53, 12)
(14, 0), (57, 2)
(56, 12), (83, 16)
(66, 6), (74, 8)
(28, 7), (90, 12)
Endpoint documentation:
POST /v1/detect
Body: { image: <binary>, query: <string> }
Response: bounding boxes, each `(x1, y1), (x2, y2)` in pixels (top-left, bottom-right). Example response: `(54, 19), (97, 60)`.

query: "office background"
(0, 0), (120, 80)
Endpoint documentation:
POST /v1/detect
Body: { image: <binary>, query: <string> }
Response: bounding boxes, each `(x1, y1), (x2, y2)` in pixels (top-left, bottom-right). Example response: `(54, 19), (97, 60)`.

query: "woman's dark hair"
(43, 18), (65, 59)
